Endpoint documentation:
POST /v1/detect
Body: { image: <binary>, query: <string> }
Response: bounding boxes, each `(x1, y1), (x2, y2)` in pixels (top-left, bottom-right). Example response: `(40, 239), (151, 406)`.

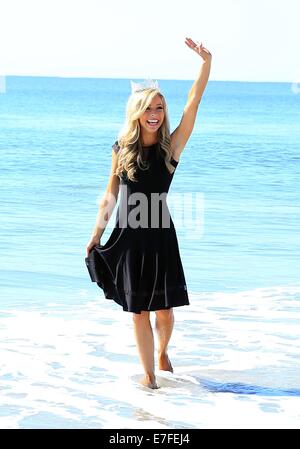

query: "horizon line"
(1, 74), (295, 84)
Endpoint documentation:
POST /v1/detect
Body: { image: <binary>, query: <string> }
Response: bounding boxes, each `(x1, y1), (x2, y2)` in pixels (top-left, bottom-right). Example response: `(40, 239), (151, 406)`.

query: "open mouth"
(146, 120), (159, 127)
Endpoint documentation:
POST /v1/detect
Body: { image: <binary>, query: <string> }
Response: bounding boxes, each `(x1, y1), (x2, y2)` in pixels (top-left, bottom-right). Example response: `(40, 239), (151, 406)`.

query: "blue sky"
(1, 0), (299, 82)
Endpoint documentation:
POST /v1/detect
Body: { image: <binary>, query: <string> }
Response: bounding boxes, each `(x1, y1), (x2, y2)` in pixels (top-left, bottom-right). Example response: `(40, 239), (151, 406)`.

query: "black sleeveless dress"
(85, 141), (190, 314)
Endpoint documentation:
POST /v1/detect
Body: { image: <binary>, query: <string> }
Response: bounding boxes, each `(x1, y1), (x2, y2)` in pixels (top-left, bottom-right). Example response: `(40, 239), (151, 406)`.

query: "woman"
(85, 37), (212, 389)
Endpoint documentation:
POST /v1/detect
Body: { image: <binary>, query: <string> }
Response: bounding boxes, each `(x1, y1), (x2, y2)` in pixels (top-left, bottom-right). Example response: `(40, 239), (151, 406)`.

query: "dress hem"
(102, 290), (190, 314)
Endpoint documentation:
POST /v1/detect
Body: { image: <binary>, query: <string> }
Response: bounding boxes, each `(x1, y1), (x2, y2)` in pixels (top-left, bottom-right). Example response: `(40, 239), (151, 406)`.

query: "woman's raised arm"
(171, 37), (212, 159)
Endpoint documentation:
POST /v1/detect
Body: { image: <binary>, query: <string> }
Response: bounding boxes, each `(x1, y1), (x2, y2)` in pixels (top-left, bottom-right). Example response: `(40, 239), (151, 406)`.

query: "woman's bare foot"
(140, 373), (159, 389)
(158, 352), (173, 373)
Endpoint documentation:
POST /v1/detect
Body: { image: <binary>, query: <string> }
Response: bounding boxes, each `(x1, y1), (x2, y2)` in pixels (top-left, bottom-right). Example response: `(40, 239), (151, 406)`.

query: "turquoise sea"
(0, 76), (299, 428)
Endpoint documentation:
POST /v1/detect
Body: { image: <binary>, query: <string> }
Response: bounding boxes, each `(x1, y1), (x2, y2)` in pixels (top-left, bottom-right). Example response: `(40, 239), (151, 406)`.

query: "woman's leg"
(154, 308), (174, 372)
(132, 310), (158, 389)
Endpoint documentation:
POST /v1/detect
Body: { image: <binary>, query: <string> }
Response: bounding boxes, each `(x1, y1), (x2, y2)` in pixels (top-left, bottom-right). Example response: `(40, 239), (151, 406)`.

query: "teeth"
(147, 120), (158, 124)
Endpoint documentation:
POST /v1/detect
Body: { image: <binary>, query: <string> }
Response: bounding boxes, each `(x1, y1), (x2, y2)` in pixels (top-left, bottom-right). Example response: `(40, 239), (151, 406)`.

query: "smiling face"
(139, 94), (165, 135)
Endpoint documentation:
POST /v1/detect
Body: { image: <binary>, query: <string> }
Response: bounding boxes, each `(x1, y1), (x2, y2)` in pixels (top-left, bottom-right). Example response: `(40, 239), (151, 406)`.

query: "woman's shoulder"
(112, 140), (121, 154)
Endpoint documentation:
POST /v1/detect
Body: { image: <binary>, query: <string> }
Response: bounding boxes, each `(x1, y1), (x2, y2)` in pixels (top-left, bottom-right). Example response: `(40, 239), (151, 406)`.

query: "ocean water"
(0, 76), (299, 429)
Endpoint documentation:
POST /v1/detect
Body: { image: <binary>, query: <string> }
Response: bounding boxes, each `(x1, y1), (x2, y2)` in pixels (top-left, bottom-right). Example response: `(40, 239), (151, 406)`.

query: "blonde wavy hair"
(114, 88), (172, 182)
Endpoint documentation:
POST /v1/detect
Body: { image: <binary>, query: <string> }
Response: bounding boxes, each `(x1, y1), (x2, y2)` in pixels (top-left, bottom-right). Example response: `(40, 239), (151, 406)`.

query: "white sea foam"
(0, 284), (300, 429)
